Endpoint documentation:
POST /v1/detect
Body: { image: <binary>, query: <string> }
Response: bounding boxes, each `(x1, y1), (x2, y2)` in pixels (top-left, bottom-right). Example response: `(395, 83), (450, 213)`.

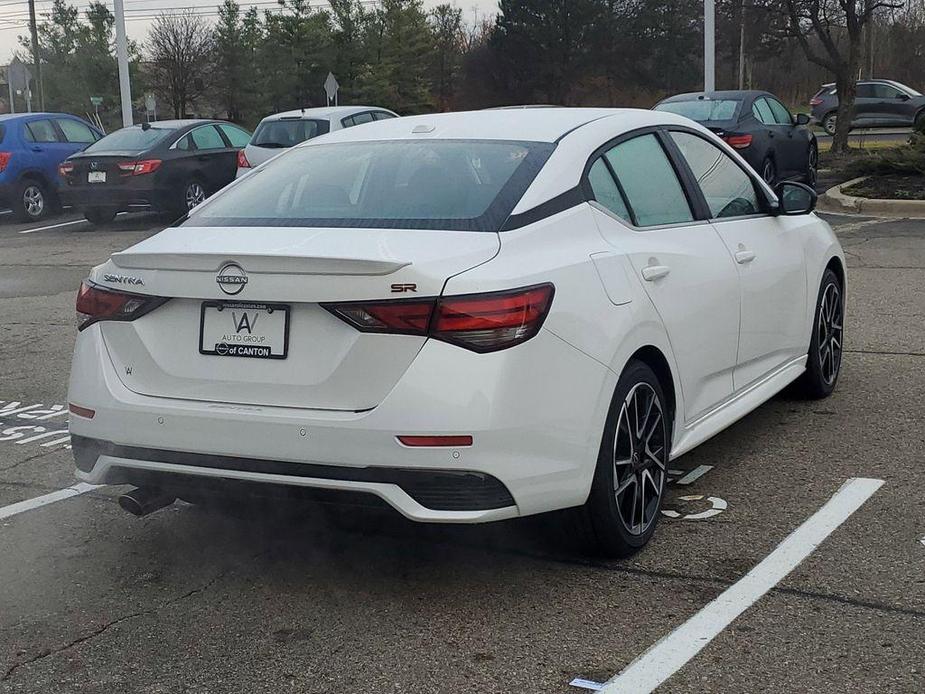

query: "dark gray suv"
(810, 79), (925, 135)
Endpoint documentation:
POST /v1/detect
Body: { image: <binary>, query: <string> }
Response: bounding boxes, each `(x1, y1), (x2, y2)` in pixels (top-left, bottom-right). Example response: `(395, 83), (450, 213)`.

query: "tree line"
(15, 0), (925, 151)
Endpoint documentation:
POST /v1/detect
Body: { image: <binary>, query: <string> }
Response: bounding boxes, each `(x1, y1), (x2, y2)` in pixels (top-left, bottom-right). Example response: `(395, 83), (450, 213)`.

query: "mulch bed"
(842, 174), (925, 200)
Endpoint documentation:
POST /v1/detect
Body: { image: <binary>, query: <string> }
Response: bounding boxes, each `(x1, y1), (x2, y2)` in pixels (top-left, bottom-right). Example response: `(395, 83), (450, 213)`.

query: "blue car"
(0, 113), (102, 222)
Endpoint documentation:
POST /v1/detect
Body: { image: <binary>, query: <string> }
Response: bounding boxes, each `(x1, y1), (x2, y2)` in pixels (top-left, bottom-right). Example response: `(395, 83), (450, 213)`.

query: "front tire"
(822, 111), (837, 136)
(578, 360), (671, 557)
(806, 143), (818, 188)
(795, 268), (844, 399)
(761, 157), (776, 185)
(14, 179), (49, 222)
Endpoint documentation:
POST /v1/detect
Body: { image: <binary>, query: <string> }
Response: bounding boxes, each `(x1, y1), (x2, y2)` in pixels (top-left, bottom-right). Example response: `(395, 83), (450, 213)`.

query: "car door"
(586, 131), (741, 422)
(852, 83), (880, 125)
(764, 97), (806, 178)
(872, 83), (913, 125)
(668, 130), (807, 390)
(53, 117), (100, 158)
(21, 118), (70, 176)
(188, 124), (235, 192)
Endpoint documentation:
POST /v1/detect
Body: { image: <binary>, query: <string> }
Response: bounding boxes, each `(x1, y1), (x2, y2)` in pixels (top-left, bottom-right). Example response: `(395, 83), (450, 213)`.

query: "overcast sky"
(0, 0), (498, 64)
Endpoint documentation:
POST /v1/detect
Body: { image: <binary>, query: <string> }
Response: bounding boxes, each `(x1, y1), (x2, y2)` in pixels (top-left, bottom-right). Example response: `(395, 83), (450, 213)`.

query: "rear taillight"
(237, 150), (251, 168)
(117, 159), (162, 176)
(58, 161), (74, 177)
(0, 151), (12, 172)
(76, 281), (168, 330)
(324, 284), (555, 353)
(809, 97), (823, 106)
(723, 134), (753, 149)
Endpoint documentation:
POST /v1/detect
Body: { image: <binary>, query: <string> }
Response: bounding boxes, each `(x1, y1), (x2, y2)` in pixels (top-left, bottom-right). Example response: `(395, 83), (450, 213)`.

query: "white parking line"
(0, 482), (100, 521)
(676, 465), (713, 485)
(18, 219), (87, 234)
(598, 477), (885, 694)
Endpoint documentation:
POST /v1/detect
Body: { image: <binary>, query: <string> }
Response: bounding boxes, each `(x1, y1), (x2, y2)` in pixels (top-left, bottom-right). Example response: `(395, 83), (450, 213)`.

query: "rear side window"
(252, 119), (325, 148)
(343, 112), (374, 128)
(191, 125), (225, 150)
(752, 98), (775, 125)
(670, 132), (761, 218)
(856, 84), (877, 98)
(218, 124), (251, 147)
(24, 119), (59, 143)
(603, 134), (693, 227)
(588, 158), (631, 223)
(0, 124), (6, 144)
(56, 118), (98, 143)
(188, 139), (554, 232)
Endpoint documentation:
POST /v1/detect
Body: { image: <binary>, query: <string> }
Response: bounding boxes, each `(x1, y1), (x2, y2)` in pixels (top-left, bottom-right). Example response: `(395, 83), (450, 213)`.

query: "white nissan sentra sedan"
(67, 108), (844, 556)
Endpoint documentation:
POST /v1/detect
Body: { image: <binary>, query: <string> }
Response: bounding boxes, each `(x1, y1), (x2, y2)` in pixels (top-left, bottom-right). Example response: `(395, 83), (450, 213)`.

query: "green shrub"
(844, 132), (925, 178)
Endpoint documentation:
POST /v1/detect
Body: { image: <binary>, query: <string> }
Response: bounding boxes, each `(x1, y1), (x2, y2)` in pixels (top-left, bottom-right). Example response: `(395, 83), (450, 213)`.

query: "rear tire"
(13, 178), (49, 222)
(84, 207), (117, 226)
(795, 268), (844, 399)
(575, 360), (671, 558)
(171, 178), (207, 219)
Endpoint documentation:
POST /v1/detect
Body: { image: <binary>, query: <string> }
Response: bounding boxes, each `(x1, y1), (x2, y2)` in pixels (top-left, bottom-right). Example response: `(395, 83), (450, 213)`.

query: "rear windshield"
(189, 139), (555, 232)
(251, 119), (329, 148)
(82, 126), (172, 153)
(655, 99), (741, 123)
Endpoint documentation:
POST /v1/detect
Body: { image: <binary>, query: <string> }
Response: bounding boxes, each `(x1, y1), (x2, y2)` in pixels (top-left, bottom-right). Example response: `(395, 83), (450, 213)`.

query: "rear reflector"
(723, 134), (753, 149)
(76, 281), (169, 330)
(398, 435), (473, 447)
(237, 150), (251, 168)
(68, 403), (96, 419)
(324, 284), (554, 353)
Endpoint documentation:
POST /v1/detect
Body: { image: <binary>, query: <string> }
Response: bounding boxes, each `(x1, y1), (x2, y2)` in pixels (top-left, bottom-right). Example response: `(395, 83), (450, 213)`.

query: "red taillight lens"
(324, 284), (555, 353)
(723, 134), (753, 149)
(76, 281), (168, 330)
(237, 150), (251, 168)
(58, 161), (74, 177)
(397, 435), (473, 447)
(0, 151), (12, 172)
(117, 159), (162, 176)
(809, 97), (823, 106)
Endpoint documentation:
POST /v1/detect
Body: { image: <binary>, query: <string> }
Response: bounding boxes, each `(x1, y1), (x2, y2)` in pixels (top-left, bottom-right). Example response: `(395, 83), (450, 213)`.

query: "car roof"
(139, 119), (225, 130)
(260, 106), (393, 122)
(658, 90), (771, 103)
(302, 107), (695, 145)
(0, 112), (89, 122)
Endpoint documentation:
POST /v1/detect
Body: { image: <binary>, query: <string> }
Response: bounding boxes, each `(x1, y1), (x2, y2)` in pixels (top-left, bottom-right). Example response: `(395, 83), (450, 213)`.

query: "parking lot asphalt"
(0, 211), (923, 693)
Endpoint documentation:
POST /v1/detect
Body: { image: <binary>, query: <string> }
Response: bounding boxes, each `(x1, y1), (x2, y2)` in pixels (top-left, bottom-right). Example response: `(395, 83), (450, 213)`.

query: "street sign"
(90, 96), (103, 106)
(7, 58), (31, 93)
(324, 72), (339, 105)
(144, 93), (156, 112)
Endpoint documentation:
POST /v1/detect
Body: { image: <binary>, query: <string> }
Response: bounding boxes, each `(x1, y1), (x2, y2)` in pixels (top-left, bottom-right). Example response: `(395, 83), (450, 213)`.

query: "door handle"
(735, 250), (756, 264)
(641, 265), (671, 281)
(30, 146), (42, 152)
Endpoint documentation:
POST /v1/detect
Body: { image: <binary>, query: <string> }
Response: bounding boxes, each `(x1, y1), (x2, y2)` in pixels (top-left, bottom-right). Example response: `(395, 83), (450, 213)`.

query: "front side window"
(191, 125), (226, 150)
(187, 139), (554, 232)
(766, 99), (793, 126)
(373, 111), (397, 121)
(603, 134), (693, 227)
(588, 158), (631, 223)
(752, 98), (774, 125)
(56, 118), (97, 143)
(670, 131), (761, 219)
(24, 119), (59, 143)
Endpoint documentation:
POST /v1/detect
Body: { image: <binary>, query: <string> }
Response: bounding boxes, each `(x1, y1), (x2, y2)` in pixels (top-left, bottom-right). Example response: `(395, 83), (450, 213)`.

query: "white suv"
(235, 106), (398, 177)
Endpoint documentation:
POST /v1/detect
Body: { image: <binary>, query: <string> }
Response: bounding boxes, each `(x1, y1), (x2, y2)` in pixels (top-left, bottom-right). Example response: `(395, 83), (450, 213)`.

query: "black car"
(58, 119), (251, 225)
(654, 90), (817, 186)
(810, 79), (925, 135)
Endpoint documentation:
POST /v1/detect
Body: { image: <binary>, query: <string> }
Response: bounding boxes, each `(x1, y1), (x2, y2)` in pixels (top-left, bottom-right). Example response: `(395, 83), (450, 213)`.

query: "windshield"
(190, 139), (554, 231)
(656, 99), (741, 122)
(83, 126), (172, 153)
(252, 119), (328, 148)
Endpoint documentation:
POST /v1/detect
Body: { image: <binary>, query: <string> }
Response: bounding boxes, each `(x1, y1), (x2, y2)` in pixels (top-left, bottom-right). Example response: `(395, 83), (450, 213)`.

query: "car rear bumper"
(68, 324), (615, 523)
(58, 184), (164, 211)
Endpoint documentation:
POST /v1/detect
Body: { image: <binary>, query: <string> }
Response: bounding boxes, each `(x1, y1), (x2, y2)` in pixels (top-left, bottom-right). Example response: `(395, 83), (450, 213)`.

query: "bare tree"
(147, 11), (213, 118)
(784, 0), (903, 152)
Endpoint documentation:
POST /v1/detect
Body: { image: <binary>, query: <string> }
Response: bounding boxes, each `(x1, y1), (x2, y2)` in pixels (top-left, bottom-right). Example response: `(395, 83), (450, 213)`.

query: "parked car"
(236, 106), (398, 177)
(58, 119), (251, 225)
(68, 108), (844, 557)
(810, 79), (925, 135)
(0, 112), (102, 222)
(654, 90), (817, 185)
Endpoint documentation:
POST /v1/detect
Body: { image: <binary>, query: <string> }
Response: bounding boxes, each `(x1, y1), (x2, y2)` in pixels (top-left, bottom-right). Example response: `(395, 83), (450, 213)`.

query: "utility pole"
(865, 0), (875, 79)
(704, 0), (715, 91)
(114, 0), (133, 127)
(27, 0), (43, 111)
(738, 0), (746, 89)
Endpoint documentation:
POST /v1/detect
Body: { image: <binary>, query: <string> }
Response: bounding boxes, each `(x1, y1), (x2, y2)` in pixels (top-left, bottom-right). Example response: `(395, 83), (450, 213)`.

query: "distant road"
(815, 127), (911, 145)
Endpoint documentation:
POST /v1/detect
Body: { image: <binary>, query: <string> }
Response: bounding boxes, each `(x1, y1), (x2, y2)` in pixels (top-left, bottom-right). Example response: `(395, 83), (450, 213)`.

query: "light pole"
(704, 0), (715, 92)
(114, 0), (133, 127)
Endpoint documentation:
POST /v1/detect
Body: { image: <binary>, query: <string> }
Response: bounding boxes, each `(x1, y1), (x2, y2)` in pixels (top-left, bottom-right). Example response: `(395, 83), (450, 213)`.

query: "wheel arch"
(627, 345), (677, 432)
(18, 168), (53, 189)
(825, 254), (845, 289)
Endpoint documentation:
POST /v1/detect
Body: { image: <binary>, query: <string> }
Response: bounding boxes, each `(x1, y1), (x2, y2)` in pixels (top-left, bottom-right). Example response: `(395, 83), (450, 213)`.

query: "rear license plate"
(87, 171), (106, 183)
(199, 302), (290, 360)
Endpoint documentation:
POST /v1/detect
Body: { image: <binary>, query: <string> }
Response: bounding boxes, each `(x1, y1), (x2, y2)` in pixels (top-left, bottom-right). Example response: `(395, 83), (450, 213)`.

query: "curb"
(818, 176), (925, 217)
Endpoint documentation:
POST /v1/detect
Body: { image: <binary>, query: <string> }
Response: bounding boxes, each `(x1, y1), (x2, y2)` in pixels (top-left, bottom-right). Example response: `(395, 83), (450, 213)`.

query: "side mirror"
(898, 93), (911, 101)
(774, 181), (817, 215)
(794, 113), (811, 126)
